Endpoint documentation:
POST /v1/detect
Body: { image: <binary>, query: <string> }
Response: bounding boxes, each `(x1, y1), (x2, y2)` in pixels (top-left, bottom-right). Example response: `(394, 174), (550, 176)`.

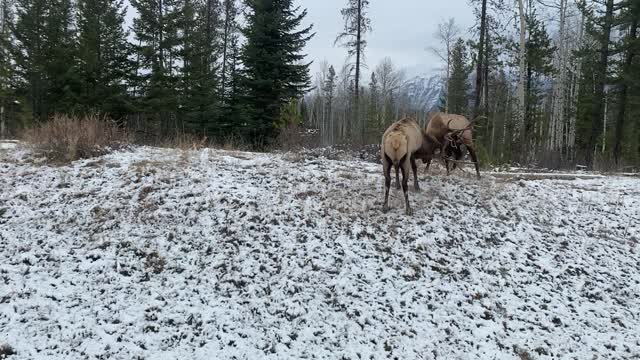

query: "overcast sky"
(124, 0), (477, 78)
(297, 0), (476, 78)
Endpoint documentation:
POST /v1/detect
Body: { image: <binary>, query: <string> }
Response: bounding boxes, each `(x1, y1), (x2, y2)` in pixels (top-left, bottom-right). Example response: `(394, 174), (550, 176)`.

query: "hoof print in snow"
(144, 251), (165, 274)
(512, 345), (533, 360)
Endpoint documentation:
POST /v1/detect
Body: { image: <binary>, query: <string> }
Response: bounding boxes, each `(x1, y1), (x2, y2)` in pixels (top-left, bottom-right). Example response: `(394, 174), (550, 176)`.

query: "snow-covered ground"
(1, 145), (639, 359)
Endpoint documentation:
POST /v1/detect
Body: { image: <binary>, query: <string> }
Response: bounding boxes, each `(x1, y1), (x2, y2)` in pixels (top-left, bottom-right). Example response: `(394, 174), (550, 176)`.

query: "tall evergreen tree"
(179, 0), (221, 135)
(366, 71), (379, 141)
(448, 38), (470, 115)
(13, 0), (77, 120)
(220, 0), (239, 103)
(583, 0), (615, 169)
(612, 0), (639, 164)
(523, 10), (555, 156)
(0, 0), (14, 137)
(335, 0), (370, 142)
(131, 0), (181, 118)
(42, 0), (79, 114)
(322, 64), (336, 143)
(239, 0), (314, 144)
(76, 0), (133, 118)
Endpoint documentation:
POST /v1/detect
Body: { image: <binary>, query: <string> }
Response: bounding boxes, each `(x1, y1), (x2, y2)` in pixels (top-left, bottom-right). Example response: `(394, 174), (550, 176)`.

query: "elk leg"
(424, 157), (432, 172)
(451, 146), (463, 172)
(401, 158), (412, 216)
(410, 155), (420, 192)
(383, 157), (392, 213)
(445, 156), (451, 176)
(395, 164), (401, 190)
(442, 143), (452, 176)
(467, 145), (481, 179)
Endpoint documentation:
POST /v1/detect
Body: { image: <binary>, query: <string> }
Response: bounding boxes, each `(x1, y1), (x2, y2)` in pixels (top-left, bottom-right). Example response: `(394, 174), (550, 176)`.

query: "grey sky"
(297, 0), (476, 78)
(124, 0), (476, 78)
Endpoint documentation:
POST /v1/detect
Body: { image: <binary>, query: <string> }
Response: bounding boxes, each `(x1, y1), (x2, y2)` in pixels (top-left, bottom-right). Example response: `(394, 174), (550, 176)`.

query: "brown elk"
(381, 117), (439, 215)
(419, 112), (481, 179)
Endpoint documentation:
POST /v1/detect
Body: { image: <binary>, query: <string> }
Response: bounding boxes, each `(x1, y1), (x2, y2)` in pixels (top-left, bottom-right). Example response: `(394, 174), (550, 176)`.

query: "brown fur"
(418, 112), (481, 178)
(381, 118), (430, 215)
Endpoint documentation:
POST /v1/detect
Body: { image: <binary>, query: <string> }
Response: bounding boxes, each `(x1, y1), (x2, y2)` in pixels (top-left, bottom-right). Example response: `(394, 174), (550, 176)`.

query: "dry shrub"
(276, 124), (320, 151)
(220, 133), (250, 151)
(170, 132), (209, 151)
(23, 114), (131, 162)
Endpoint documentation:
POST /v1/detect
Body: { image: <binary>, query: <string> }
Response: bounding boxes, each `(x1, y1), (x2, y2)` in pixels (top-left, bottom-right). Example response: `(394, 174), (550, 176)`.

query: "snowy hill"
(1, 146), (639, 359)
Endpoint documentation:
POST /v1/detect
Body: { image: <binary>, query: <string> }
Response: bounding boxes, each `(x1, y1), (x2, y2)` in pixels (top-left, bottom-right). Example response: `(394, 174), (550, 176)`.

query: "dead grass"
(23, 114), (131, 163)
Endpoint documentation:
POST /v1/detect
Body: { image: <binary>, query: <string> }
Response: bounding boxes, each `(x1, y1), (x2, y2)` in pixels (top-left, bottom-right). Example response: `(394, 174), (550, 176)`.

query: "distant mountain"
(402, 74), (444, 112)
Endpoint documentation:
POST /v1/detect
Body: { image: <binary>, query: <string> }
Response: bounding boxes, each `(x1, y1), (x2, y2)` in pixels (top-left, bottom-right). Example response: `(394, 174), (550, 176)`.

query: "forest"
(0, 0), (638, 170)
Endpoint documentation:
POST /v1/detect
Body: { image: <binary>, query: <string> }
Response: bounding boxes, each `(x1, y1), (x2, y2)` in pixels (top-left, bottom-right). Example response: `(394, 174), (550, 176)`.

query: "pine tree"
(131, 0), (181, 118)
(76, 0), (134, 118)
(0, 0), (14, 137)
(13, 0), (78, 120)
(523, 10), (555, 157)
(322, 64), (336, 143)
(583, 0), (615, 169)
(239, 0), (314, 144)
(448, 38), (470, 115)
(179, 0), (220, 135)
(335, 0), (370, 142)
(366, 71), (379, 141)
(43, 0), (79, 114)
(612, 0), (639, 164)
(220, 0), (239, 103)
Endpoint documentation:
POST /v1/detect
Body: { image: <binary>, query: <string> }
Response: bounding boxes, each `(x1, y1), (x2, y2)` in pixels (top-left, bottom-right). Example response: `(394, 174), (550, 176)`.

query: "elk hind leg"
(467, 145), (481, 179)
(401, 158), (412, 216)
(382, 156), (392, 212)
(410, 155), (420, 192)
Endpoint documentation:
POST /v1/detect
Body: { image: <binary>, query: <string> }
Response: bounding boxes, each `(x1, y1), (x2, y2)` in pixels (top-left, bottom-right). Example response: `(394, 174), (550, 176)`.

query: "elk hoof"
(382, 205), (390, 213)
(414, 184), (421, 192)
(405, 207), (413, 216)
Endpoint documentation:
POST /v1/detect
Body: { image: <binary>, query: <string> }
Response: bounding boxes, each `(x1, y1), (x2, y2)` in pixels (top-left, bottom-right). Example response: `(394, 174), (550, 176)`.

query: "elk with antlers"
(418, 112), (481, 179)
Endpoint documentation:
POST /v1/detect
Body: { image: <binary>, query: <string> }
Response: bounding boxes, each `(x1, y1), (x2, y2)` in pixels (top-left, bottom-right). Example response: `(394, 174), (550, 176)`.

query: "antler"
(446, 115), (487, 140)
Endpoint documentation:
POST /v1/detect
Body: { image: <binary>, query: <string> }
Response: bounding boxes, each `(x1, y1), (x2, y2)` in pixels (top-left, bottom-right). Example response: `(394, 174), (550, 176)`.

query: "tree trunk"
(355, 0), (362, 143)
(567, 13), (586, 161)
(613, 15), (637, 165)
(585, 0), (614, 169)
(0, 105), (5, 139)
(516, 0), (527, 149)
(473, 0), (487, 119)
(221, 0), (232, 100)
(549, 0), (567, 156)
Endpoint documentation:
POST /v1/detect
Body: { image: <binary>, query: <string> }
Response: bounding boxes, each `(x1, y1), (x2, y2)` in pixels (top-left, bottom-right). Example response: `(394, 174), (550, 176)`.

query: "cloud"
(298, 0), (475, 77)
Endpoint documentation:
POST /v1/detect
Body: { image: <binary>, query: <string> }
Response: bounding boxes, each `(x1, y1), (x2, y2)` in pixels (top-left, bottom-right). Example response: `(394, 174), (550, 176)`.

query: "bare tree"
(429, 18), (460, 113)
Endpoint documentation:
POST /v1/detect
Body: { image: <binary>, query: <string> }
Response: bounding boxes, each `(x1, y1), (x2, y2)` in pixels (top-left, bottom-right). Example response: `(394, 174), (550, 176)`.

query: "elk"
(381, 117), (439, 215)
(420, 112), (481, 179)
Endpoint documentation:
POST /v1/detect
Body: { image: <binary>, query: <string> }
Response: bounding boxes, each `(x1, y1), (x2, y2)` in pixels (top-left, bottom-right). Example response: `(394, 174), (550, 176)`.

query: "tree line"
(304, 0), (639, 169)
(0, 0), (312, 145)
(0, 0), (638, 168)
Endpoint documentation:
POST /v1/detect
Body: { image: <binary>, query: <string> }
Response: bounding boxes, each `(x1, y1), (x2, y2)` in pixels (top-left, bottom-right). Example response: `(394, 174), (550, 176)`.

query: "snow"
(1, 146), (639, 359)
(0, 140), (19, 150)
